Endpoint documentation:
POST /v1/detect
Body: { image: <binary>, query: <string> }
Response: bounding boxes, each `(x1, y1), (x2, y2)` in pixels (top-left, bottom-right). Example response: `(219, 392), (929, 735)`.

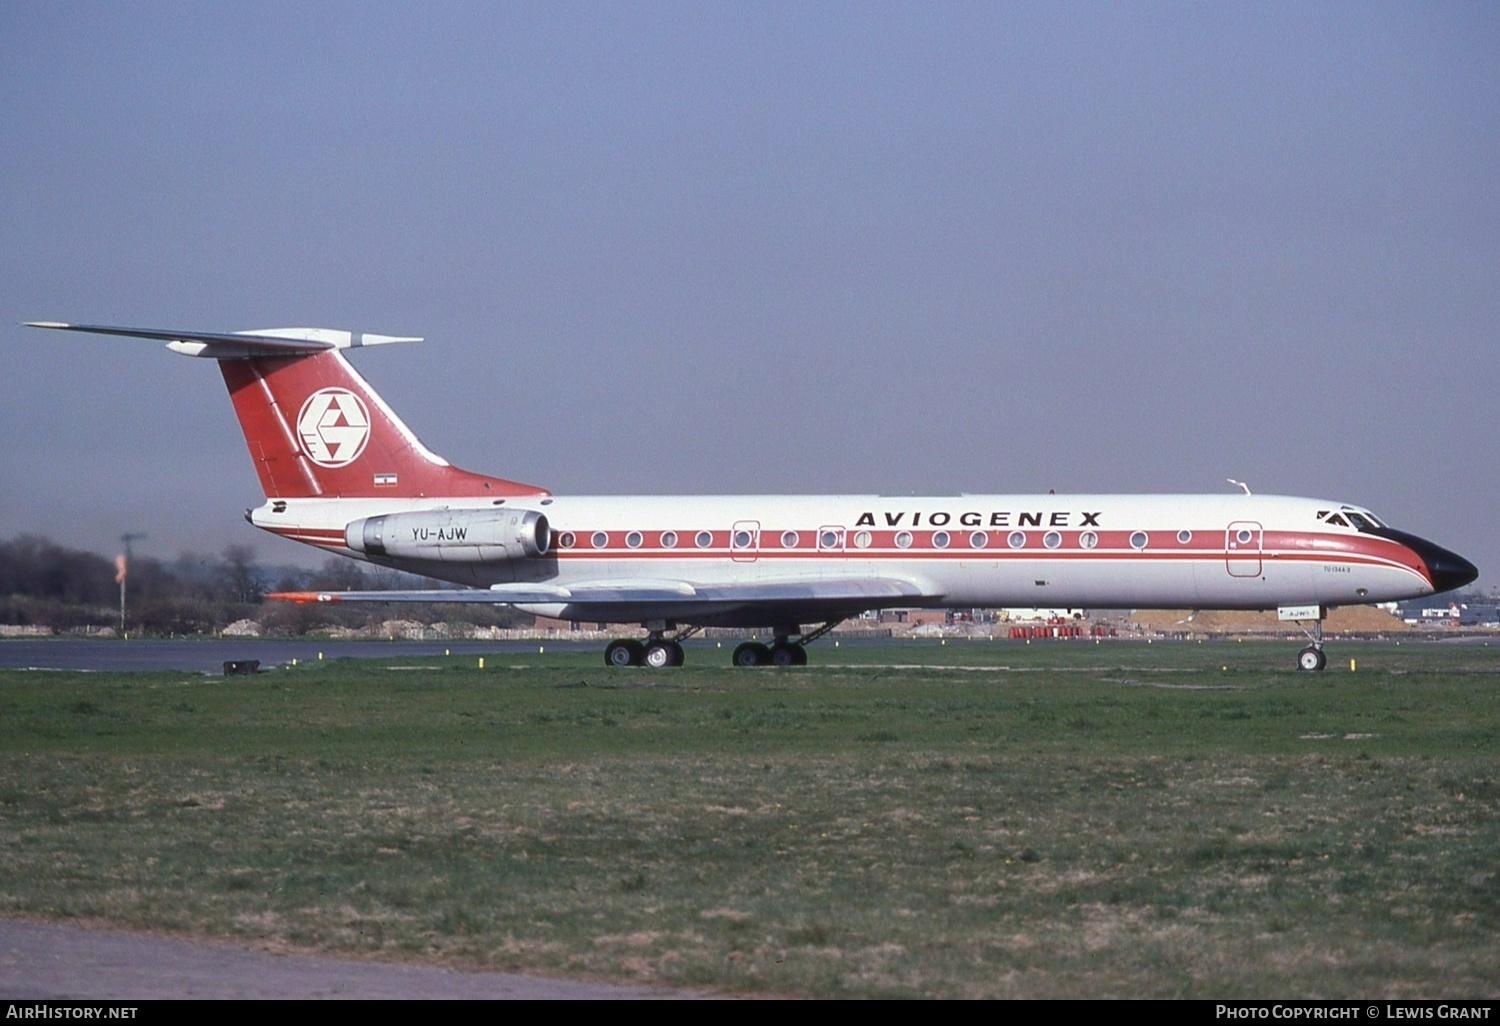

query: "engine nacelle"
(345, 508), (551, 563)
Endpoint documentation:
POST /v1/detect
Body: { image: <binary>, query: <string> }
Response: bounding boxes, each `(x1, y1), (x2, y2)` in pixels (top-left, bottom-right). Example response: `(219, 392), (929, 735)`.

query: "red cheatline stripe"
(545, 548), (1417, 566)
(263, 525), (344, 538)
(259, 522), (1425, 578)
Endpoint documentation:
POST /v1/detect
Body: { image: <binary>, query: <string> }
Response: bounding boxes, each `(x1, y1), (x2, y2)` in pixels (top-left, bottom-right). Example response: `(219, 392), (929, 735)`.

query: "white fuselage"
(251, 492), (1440, 615)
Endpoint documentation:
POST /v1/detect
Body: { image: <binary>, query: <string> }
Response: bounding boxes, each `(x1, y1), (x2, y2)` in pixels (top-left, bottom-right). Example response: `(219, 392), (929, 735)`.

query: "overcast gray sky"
(2, 2), (1495, 586)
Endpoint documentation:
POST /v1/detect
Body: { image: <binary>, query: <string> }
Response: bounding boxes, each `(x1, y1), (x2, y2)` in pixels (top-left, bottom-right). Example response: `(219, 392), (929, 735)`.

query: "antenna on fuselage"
(1227, 479), (1252, 495)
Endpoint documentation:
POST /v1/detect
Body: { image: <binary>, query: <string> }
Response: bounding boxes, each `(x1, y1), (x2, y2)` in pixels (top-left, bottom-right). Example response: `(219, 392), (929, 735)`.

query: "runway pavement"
(0, 919), (707, 1000)
(0, 638), (596, 673)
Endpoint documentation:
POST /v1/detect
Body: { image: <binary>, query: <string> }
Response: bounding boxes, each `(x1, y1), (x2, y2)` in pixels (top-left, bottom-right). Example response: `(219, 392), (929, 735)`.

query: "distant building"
(1392, 593), (1500, 627)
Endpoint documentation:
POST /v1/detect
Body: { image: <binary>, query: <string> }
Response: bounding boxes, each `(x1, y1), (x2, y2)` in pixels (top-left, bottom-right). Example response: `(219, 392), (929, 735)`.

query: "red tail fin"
(219, 351), (546, 499)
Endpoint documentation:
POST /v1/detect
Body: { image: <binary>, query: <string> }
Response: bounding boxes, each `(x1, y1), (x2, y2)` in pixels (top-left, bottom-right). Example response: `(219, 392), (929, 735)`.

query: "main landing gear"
(732, 641), (805, 667)
(604, 627), (699, 668)
(604, 637), (686, 667)
(602, 621), (843, 668)
(732, 622), (842, 668)
(604, 638), (687, 668)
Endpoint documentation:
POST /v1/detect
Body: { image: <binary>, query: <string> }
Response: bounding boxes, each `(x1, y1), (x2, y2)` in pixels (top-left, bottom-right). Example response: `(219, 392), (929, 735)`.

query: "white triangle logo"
(296, 388), (371, 468)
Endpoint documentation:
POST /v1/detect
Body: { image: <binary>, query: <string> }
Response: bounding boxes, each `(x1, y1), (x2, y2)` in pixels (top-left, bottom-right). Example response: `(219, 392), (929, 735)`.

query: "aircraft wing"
(268, 575), (937, 626)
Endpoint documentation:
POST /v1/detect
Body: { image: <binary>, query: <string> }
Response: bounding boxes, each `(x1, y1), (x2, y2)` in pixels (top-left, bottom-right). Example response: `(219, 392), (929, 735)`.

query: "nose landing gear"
(1285, 608), (1328, 672)
(1297, 644), (1327, 672)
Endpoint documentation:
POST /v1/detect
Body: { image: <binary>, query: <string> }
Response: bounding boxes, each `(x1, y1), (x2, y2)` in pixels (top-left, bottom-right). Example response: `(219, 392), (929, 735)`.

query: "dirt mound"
(1124, 606), (1409, 633)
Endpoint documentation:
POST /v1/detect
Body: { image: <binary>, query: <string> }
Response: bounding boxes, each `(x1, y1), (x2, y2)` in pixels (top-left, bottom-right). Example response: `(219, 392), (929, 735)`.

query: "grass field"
(2, 638), (1497, 997)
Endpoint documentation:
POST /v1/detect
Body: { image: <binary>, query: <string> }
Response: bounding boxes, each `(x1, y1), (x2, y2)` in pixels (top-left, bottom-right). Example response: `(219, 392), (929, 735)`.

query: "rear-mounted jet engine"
(346, 508), (551, 563)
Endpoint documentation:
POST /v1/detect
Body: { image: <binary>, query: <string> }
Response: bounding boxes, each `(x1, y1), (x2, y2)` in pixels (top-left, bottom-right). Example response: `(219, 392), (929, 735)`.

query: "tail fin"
(219, 349), (547, 499)
(28, 322), (548, 500)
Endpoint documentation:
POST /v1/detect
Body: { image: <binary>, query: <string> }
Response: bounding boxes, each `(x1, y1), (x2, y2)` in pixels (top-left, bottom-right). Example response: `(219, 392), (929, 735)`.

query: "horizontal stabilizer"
(37, 319), (546, 500)
(26, 322), (421, 359)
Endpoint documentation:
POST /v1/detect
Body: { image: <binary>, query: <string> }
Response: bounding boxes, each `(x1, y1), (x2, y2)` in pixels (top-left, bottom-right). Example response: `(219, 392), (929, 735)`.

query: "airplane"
(29, 321), (1478, 671)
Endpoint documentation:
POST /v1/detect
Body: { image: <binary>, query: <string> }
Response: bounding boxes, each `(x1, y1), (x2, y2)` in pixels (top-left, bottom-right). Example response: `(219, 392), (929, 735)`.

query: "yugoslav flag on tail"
(26, 322), (548, 500)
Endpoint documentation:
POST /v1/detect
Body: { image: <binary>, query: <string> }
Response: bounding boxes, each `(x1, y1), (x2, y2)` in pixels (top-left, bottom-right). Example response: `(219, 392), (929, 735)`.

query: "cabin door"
(1225, 521), (1263, 577)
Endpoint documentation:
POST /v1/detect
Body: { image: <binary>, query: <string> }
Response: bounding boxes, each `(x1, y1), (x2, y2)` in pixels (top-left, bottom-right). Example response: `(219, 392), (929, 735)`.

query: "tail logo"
(296, 387), (371, 467)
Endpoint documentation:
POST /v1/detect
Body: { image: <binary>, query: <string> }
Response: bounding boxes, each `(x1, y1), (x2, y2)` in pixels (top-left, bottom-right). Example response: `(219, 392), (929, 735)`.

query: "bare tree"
(221, 545), (261, 605)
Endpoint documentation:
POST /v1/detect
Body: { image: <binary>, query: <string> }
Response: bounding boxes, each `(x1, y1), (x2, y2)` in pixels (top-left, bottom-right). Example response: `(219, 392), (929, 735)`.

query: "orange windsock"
(115, 554), (127, 584)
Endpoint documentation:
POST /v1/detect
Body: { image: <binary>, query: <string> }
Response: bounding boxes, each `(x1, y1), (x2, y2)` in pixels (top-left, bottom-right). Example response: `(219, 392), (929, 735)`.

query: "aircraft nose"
(1404, 534), (1479, 594)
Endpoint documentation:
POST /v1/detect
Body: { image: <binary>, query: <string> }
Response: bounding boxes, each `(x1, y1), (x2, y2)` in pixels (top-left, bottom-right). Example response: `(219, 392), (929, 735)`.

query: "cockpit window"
(1322, 508), (1386, 532)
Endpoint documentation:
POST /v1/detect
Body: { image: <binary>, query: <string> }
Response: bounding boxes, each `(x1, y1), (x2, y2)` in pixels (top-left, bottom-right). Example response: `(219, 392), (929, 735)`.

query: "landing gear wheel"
(644, 641), (685, 668)
(605, 639), (645, 667)
(1297, 646), (1327, 672)
(732, 642), (771, 667)
(770, 642), (805, 667)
